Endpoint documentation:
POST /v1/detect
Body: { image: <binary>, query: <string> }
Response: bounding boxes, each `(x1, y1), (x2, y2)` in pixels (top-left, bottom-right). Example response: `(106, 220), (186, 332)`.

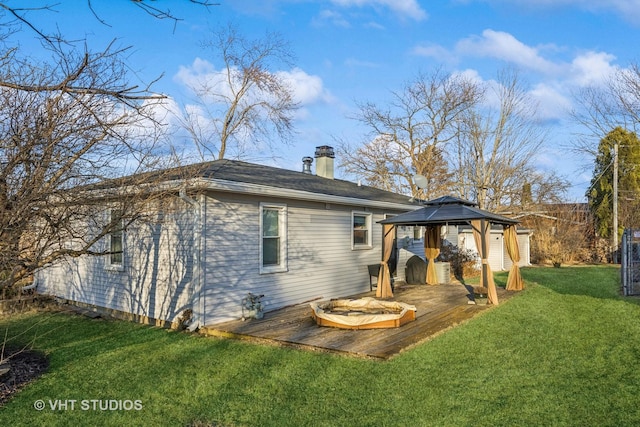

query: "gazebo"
(377, 196), (524, 305)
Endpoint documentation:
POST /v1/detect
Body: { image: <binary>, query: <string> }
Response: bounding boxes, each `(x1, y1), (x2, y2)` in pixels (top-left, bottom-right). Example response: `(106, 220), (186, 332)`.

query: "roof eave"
(193, 177), (420, 211)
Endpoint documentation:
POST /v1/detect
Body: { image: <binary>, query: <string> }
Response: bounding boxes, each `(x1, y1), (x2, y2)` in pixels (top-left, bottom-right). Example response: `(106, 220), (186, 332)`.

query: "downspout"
(179, 188), (205, 331)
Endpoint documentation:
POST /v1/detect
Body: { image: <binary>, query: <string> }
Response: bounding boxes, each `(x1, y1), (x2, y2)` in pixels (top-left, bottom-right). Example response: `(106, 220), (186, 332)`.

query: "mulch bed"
(0, 346), (49, 406)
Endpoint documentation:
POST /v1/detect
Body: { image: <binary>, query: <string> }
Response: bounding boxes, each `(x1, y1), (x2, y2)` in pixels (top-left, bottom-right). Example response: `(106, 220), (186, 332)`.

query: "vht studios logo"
(34, 399), (143, 411)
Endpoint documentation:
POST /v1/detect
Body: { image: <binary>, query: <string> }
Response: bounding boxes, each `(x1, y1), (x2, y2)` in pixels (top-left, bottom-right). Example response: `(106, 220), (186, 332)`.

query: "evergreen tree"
(588, 127), (640, 239)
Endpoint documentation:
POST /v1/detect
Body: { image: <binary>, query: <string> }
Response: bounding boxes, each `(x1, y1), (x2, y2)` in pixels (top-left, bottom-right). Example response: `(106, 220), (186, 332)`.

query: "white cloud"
(455, 30), (621, 90)
(412, 29), (623, 126)
(452, 68), (485, 85)
(451, 69), (571, 122)
(277, 67), (334, 105)
(568, 51), (618, 86)
(456, 29), (561, 74)
(330, 0), (428, 21)
(311, 9), (351, 28)
(364, 21), (386, 30)
(415, 29), (620, 91)
(412, 43), (458, 64)
(529, 82), (573, 121)
(173, 57), (232, 101)
(174, 58), (331, 107)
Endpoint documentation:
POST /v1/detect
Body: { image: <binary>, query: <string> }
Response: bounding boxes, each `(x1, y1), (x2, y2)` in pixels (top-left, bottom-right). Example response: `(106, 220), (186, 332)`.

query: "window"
(352, 212), (372, 249)
(260, 204), (287, 273)
(108, 209), (124, 269)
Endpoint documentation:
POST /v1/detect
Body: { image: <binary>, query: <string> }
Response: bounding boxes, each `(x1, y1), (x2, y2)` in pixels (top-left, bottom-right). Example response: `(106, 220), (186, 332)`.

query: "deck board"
(201, 282), (519, 359)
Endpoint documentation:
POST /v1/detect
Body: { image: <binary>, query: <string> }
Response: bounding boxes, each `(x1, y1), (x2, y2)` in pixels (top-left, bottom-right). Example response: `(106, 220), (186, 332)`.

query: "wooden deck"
(201, 282), (518, 359)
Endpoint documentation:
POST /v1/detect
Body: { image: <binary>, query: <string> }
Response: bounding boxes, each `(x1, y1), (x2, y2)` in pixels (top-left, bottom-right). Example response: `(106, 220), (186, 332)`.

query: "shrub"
(437, 242), (480, 281)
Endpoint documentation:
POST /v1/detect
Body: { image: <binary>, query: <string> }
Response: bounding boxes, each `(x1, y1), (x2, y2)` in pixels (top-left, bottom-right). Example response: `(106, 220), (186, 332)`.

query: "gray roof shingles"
(162, 159), (417, 206)
(119, 159), (417, 210)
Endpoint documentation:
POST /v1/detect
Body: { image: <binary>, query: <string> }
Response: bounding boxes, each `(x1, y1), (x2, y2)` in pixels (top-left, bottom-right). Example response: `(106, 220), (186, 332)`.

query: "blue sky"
(14, 0), (640, 201)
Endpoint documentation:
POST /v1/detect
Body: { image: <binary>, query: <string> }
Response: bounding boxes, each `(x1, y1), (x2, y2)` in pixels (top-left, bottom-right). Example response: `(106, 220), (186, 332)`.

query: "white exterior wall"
(200, 193), (408, 325)
(503, 233), (531, 270)
(37, 199), (197, 324)
(37, 190), (415, 327)
(458, 229), (530, 271)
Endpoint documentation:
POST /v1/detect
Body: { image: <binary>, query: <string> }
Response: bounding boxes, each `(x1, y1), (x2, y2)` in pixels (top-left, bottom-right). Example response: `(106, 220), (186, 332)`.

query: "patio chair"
(367, 264), (381, 291)
(367, 264), (395, 292)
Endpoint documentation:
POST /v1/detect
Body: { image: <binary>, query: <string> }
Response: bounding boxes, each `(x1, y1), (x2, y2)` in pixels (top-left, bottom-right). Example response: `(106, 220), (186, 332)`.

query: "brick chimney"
(314, 145), (334, 179)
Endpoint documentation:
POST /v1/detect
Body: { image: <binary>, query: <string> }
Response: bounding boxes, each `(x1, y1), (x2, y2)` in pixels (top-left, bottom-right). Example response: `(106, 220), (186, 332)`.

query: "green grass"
(2, 265), (640, 426)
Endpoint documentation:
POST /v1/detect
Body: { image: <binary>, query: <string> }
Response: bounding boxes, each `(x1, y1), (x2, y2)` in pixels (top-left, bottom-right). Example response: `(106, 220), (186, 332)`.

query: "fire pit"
(310, 298), (416, 330)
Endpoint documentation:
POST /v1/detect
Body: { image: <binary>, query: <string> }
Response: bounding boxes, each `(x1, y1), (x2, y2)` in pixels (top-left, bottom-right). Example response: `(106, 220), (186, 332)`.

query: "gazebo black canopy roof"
(377, 196), (523, 304)
(379, 196), (518, 226)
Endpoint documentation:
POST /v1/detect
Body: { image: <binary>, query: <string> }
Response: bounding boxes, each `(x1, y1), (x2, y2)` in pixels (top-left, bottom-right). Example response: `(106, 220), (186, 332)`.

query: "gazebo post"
(376, 223), (395, 298)
(481, 218), (488, 288)
(377, 196), (518, 306)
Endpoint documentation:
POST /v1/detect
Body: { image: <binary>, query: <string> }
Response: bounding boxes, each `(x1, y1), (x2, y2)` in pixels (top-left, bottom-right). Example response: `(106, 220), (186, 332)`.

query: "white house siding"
(488, 231), (505, 270)
(37, 198), (197, 324)
(200, 192), (408, 325)
(503, 233), (531, 270)
(458, 229), (530, 271)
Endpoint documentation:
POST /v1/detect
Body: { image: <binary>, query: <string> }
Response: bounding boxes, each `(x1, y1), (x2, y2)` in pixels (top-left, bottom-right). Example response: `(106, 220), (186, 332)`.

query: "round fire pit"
(310, 297), (416, 330)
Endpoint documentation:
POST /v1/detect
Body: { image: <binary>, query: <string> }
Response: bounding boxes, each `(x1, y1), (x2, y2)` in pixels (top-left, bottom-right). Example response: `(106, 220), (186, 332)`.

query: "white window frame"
(105, 209), (125, 271)
(260, 203), (288, 274)
(351, 211), (372, 250)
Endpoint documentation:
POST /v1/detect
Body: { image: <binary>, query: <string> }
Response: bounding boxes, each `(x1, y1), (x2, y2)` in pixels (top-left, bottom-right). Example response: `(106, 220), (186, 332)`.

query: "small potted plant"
(473, 286), (488, 305)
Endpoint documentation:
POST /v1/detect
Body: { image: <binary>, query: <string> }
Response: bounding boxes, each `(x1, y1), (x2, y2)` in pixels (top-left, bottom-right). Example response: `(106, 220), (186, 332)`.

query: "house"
(37, 145), (532, 328)
(36, 146), (422, 328)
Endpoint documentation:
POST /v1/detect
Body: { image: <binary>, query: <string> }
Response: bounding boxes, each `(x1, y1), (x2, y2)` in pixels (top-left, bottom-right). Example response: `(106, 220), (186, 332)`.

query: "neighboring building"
(37, 147), (421, 328)
(509, 203), (596, 263)
(456, 225), (531, 270)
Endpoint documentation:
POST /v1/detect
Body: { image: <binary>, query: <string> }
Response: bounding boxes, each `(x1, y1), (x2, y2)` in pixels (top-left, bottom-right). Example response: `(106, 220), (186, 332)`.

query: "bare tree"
(0, 1), (218, 294)
(177, 24), (299, 160)
(338, 69), (482, 199)
(0, 1), (217, 41)
(519, 204), (593, 266)
(571, 63), (640, 158)
(452, 69), (559, 210)
(0, 40), (184, 292)
(92, 0), (218, 28)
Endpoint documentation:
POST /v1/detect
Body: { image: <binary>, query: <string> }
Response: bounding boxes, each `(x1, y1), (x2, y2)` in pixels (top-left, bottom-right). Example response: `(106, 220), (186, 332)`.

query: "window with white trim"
(260, 204), (287, 273)
(352, 211), (372, 249)
(107, 209), (124, 269)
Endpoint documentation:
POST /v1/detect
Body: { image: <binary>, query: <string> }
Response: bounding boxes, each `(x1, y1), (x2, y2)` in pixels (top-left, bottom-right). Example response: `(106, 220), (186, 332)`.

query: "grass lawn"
(2, 265), (640, 426)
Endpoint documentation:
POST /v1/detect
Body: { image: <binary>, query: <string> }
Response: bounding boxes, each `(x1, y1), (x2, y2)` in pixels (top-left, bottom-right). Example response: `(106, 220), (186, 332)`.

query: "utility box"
(434, 262), (451, 284)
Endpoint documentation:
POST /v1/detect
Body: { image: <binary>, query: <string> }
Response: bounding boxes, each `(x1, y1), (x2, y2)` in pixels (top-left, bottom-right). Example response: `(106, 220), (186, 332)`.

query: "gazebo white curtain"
(471, 219), (498, 305)
(504, 224), (524, 291)
(424, 226), (441, 285)
(376, 224), (394, 298)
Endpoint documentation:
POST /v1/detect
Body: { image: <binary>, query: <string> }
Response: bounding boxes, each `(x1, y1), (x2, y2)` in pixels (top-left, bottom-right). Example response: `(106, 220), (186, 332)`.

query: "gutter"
(185, 177), (420, 212)
(179, 188), (205, 331)
(89, 177), (419, 212)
